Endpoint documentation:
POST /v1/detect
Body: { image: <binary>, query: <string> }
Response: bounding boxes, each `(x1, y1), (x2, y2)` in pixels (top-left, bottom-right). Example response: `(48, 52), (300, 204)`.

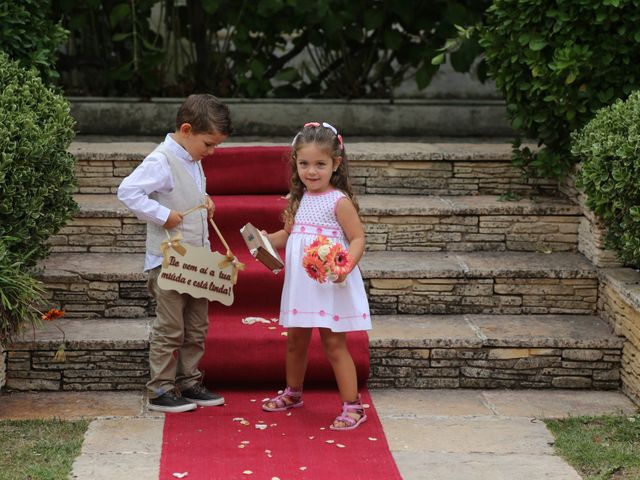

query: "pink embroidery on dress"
(281, 309), (367, 320)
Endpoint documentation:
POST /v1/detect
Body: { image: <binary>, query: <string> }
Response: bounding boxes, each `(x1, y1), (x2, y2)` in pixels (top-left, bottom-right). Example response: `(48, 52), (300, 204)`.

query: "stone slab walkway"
(1, 389), (636, 479)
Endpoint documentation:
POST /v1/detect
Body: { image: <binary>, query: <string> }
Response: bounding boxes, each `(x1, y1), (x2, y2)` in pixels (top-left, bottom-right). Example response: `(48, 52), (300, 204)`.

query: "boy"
(118, 94), (232, 413)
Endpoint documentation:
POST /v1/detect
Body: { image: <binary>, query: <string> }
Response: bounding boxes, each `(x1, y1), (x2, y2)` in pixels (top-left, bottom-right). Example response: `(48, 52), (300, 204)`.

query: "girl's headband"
(291, 121), (344, 151)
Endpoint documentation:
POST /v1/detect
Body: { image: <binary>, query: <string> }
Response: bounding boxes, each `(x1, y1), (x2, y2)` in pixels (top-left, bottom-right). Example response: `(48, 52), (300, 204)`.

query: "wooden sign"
(158, 243), (235, 306)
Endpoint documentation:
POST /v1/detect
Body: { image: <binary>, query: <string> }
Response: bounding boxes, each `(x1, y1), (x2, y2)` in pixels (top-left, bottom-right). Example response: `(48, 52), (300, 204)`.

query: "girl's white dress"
(279, 189), (372, 332)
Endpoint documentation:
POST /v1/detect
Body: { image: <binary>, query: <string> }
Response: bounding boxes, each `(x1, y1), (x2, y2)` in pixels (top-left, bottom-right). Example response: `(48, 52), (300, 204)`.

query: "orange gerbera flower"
(303, 255), (328, 283)
(327, 245), (352, 276)
(307, 235), (329, 251)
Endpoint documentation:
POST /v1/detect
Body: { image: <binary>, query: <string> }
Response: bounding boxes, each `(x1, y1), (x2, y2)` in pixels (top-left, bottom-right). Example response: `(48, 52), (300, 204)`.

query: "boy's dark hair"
(176, 94), (233, 135)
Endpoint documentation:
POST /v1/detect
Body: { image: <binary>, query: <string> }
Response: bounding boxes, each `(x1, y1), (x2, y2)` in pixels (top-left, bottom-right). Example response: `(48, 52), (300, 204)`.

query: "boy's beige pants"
(146, 267), (209, 398)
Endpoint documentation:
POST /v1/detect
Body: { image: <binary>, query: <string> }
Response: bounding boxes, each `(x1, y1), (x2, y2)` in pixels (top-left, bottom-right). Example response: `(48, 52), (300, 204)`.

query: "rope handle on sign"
(160, 202), (245, 284)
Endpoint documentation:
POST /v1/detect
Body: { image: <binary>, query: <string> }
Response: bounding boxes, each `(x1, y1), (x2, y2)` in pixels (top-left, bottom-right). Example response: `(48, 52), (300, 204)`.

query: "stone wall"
(350, 160), (557, 196)
(72, 143), (557, 197)
(598, 269), (640, 405)
(49, 216), (145, 254)
(50, 212), (579, 255)
(42, 273), (152, 319)
(577, 200), (623, 268)
(560, 165), (622, 268)
(6, 348), (149, 391)
(364, 214), (579, 253)
(4, 319), (150, 392)
(369, 345), (621, 389)
(367, 277), (598, 316)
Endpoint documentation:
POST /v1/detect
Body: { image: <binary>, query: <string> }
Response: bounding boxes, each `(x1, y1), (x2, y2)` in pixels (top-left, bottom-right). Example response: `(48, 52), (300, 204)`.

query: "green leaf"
(529, 38), (547, 51)
(364, 9), (385, 29)
(383, 30), (403, 50)
(431, 53), (445, 65)
(112, 32), (131, 42)
(109, 3), (130, 27)
(202, 0), (221, 14)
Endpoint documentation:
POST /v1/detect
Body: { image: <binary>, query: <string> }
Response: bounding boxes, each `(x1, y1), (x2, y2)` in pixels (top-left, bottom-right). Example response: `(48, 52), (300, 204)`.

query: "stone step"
(5, 314), (623, 392)
(51, 194), (579, 254)
(39, 251), (597, 319)
(369, 314), (623, 390)
(71, 139), (557, 196)
(5, 318), (150, 391)
(362, 251), (597, 316)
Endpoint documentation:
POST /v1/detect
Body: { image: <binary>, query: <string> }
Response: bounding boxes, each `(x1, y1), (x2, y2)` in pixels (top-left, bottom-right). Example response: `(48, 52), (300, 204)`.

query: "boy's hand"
(164, 210), (183, 229)
(205, 196), (215, 219)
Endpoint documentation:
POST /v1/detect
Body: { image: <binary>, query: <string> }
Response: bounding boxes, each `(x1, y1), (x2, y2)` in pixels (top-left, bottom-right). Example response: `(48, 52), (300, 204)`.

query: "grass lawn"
(0, 418), (89, 480)
(546, 413), (640, 480)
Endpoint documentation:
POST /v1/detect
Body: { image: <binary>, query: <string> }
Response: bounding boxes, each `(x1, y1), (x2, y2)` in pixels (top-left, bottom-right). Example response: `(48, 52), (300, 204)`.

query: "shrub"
(0, 0), (68, 83)
(572, 90), (640, 267)
(53, 0), (488, 98)
(479, 0), (640, 180)
(0, 52), (77, 269)
(0, 243), (46, 343)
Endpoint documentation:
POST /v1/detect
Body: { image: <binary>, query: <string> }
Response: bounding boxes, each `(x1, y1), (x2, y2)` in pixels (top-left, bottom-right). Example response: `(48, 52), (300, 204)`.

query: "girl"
(262, 122), (372, 431)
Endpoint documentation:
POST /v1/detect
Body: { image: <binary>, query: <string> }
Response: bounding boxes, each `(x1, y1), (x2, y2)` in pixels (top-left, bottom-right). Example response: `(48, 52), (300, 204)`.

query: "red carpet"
(159, 147), (402, 479)
(160, 390), (401, 480)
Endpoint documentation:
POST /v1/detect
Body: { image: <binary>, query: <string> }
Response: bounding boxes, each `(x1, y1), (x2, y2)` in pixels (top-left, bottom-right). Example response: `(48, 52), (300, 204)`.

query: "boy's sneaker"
(181, 384), (225, 406)
(148, 390), (197, 413)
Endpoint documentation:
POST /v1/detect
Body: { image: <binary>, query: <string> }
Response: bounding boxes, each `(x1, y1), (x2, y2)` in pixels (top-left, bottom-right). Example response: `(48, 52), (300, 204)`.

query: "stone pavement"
(0, 389), (637, 480)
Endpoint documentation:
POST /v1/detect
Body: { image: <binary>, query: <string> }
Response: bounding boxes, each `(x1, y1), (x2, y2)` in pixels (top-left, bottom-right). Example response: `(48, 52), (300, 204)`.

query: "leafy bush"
(572, 90), (640, 267)
(479, 0), (640, 179)
(0, 52), (77, 268)
(0, 0), (68, 83)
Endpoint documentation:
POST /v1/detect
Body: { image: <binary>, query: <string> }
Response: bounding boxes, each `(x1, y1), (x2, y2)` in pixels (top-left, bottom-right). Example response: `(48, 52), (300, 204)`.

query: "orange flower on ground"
(40, 308), (66, 362)
(42, 308), (65, 321)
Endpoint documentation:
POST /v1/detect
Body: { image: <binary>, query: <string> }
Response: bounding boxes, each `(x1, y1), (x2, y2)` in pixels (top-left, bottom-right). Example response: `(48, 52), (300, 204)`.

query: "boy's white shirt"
(117, 133), (206, 271)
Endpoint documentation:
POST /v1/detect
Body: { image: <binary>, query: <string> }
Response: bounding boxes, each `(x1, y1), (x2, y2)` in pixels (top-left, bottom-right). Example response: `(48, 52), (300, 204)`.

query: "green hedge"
(572, 90), (640, 267)
(479, 0), (640, 179)
(0, 53), (76, 341)
(0, 53), (77, 268)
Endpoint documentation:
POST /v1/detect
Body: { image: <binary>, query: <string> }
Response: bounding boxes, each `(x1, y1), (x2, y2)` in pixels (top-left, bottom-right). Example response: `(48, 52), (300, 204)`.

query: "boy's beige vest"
(146, 144), (210, 255)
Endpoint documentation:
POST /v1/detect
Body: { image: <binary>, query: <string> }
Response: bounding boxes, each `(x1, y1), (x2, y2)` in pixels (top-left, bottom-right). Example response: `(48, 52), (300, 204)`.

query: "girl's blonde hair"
(283, 123), (359, 226)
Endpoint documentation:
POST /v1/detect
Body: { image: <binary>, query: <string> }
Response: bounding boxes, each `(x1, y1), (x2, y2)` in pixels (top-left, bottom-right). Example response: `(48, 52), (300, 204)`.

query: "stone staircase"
(4, 139), (624, 392)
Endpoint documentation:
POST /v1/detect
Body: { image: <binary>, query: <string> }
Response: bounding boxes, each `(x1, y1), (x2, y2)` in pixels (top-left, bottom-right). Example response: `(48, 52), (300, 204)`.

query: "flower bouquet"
(302, 235), (352, 284)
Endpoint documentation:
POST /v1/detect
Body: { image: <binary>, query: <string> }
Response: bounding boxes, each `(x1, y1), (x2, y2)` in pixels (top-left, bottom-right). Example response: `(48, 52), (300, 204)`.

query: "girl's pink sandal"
(262, 387), (304, 412)
(330, 399), (368, 431)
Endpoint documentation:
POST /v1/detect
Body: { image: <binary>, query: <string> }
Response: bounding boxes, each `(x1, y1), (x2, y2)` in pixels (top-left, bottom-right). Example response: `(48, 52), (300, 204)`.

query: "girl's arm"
(266, 222), (291, 250)
(336, 198), (365, 277)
